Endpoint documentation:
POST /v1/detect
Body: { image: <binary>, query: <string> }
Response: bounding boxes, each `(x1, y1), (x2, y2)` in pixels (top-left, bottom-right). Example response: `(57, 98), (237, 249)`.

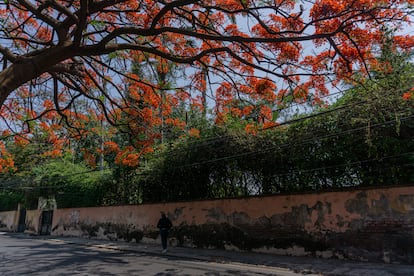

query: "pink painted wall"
(25, 209), (42, 234)
(50, 186), (414, 263)
(0, 210), (18, 231)
(1, 185), (413, 263)
(52, 186), (414, 234)
(0, 208), (41, 233)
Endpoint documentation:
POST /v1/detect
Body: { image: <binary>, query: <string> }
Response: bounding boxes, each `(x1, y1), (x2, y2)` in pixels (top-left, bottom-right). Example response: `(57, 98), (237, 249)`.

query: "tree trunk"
(0, 63), (33, 107)
(0, 46), (75, 107)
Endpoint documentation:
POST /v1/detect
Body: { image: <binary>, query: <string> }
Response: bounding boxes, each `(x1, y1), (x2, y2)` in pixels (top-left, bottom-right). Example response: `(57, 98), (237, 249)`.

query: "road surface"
(0, 233), (312, 276)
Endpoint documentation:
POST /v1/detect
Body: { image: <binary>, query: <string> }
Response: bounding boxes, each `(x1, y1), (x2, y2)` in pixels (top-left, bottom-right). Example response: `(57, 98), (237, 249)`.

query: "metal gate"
(39, 210), (53, 235)
(17, 208), (26, 232)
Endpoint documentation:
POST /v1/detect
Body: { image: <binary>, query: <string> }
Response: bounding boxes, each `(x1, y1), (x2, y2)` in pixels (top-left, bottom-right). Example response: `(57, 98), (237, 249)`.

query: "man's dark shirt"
(157, 216), (172, 230)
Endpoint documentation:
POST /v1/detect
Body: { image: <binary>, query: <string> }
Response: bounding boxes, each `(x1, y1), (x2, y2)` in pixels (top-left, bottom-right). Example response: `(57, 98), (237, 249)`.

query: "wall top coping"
(51, 184), (414, 211)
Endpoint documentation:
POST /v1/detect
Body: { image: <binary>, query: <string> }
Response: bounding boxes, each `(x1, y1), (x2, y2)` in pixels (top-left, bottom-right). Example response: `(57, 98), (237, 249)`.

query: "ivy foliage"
(0, 157), (112, 210)
(31, 160), (112, 208)
(0, 190), (24, 211)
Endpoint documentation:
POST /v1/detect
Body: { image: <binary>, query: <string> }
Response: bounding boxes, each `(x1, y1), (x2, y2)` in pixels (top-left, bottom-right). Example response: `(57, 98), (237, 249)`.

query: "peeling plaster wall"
(2, 186), (413, 263)
(25, 209), (42, 234)
(0, 210), (18, 231)
(50, 186), (414, 264)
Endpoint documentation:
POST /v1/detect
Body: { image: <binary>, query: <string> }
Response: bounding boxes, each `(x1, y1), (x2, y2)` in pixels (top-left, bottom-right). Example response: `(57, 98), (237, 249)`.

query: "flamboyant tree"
(1, 0), (414, 170)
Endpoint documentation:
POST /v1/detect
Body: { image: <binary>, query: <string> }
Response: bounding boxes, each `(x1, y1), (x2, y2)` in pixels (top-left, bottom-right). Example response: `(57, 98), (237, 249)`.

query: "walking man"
(157, 212), (173, 253)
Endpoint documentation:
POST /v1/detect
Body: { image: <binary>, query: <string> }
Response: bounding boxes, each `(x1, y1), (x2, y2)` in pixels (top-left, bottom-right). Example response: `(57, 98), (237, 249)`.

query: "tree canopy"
(0, 45), (413, 208)
(1, 0), (414, 171)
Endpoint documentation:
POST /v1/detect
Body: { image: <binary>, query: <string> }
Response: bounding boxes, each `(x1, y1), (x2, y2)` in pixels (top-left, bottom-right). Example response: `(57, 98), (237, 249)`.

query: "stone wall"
(50, 186), (414, 264)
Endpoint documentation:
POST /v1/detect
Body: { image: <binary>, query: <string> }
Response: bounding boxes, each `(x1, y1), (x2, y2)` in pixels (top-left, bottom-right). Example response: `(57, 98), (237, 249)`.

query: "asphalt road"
(0, 233), (311, 276)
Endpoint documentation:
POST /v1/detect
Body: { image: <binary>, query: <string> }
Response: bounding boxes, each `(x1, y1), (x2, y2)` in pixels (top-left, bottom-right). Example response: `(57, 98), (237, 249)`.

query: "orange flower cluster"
(403, 88), (414, 101)
(83, 150), (97, 168)
(103, 141), (120, 153)
(42, 149), (63, 158)
(113, 145), (154, 167)
(188, 128), (200, 138)
(0, 142), (15, 173)
(403, 92), (413, 100)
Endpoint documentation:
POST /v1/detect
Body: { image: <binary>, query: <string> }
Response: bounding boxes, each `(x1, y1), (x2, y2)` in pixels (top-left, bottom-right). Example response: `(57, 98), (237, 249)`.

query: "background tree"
(136, 40), (414, 200)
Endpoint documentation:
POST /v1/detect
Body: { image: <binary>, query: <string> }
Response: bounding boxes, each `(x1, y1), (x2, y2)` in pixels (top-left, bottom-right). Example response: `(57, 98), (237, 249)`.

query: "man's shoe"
(162, 249), (167, 253)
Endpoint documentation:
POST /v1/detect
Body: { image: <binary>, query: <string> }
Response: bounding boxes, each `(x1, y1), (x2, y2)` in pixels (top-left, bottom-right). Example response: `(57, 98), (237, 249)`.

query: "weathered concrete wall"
(50, 186), (414, 264)
(25, 209), (42, 234)
(0, 210), (18, 231)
